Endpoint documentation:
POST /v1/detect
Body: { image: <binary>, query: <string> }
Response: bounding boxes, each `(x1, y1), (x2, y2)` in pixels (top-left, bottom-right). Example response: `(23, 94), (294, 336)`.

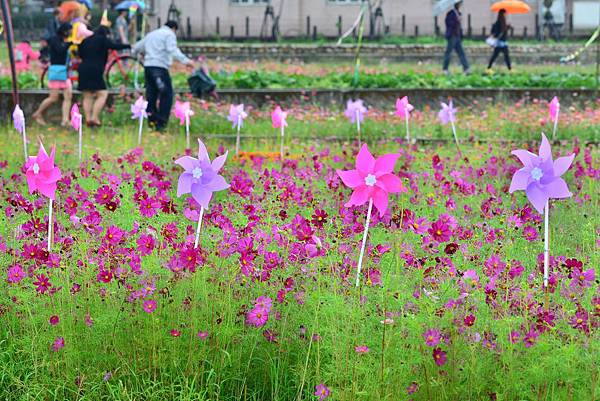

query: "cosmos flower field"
(0, 98), (598, 401)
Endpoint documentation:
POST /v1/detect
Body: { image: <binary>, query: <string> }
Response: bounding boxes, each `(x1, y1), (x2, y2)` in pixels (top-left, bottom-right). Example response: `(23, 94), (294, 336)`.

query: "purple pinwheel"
(228, 104), (248, 129)
(13, 104), (28, 160)
(509, 133), (574, 214)
(175, 139), (229, 209)
(438, 101), (457, 125)
(131, 96), (148, 120)
(344, 99), (367, 124)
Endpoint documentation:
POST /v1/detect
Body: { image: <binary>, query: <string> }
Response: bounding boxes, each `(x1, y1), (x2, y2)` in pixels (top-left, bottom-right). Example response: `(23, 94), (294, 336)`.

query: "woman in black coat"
(78, 25), (130, 126)
(487, 9), (512, 71)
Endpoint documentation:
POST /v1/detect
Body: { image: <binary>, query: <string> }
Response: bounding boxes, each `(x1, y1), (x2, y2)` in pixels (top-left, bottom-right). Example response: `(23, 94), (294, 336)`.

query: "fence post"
(569, 13), (573, 34)
(187, 17), (191, 39)
(414, 25), (418, 38)
(306, 16), (310, 37)
(482, 26), (486, 37)
(402, 15), (406, 35)
(467, 14), (472, 38)
(535, 14), (539, 39)
(434, 16), (439, 36)
(216, 17), (220, 35)
(157, 17), (161, 28)
(230, 25), (234, 39)
(246, 16), (249, 37)
(338, 15), (342, 36)
(313, 26), (317, 40)
(523, 26), (527, 39)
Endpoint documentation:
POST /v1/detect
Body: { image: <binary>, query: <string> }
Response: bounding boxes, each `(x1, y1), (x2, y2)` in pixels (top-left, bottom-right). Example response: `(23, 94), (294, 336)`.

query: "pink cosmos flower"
(70, 104), (82, 131)
(131, 96), (148, 120)
(336, 144), (404, 216)
(246, 306), (269, 327)
(354, 345), (370, 354)
(197, 331), (209, 340)
(51, 336), (65, 352)
(271, 106), (288, 128)
(174, 101), (194, 126)
(432, 347), (447, 366)
(7, 264), (25, 283)
(170, 329), (181, 337)
(423, 328), (441, 347)
(548, 96), (559, 122)
(49, 315), (60, 326)
(344, 99), (367, 123)
(428, 219), (452, 242)
(395, 96), (414, 119)
(509, 133), (574, 214)
(227, 103), (248, 129)
(24, 144), (62, 200)
(438, 100), (457, 125)
(143, 299), (157, 313)
(314, 383), (331, 401)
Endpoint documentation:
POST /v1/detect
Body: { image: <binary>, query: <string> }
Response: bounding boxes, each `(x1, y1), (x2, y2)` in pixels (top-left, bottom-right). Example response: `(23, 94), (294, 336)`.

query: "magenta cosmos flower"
(314, 383), (331, 401)
(175, 139), (229, 209)
(509, 133), (574, 214)
(336, 144), (404, 216)
(25, 144), (62, 200)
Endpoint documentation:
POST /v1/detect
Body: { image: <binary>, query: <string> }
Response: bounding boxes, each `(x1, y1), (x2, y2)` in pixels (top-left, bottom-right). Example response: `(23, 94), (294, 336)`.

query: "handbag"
(188, 68), (217, 98)
(486, 36), (498, 47)
(48, 64), (68, 81)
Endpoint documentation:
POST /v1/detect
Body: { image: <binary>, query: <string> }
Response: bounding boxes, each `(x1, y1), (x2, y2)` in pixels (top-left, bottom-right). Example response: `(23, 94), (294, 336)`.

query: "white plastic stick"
(78, 115), (83, 161)
(194, 206), (205, 249)
(185, 113), (190, 149)
(22, 125), (28, 161)
(138, 115), (144, 145)
(543, 200), (549, 287)
(450, 120), (461, 155)
(47, 199), (53, 252)
(405, 113), (410, 143)
(355, 198), (373, 287)
(280, 125), (285, 159)
(235, 116), (241, 156)
(356, 109), (361, 146)
(552, 107), (559, 141)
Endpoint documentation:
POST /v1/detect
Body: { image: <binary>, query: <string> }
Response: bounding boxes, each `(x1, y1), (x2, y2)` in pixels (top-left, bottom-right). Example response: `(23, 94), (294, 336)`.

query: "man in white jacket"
(133, 20), (194, 130)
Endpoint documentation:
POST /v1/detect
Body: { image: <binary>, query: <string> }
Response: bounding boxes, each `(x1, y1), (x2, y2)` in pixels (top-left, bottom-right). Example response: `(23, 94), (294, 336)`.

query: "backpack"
(188, 68), (217, 98)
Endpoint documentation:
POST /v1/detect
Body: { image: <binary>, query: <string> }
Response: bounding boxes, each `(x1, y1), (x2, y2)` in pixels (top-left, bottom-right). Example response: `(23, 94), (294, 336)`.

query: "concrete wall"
(147, 0), (571, 39)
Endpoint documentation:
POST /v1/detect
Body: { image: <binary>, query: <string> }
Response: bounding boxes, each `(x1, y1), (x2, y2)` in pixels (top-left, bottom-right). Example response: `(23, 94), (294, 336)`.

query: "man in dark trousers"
(133, 20), (194, 131)
(442, 0), (470, 75)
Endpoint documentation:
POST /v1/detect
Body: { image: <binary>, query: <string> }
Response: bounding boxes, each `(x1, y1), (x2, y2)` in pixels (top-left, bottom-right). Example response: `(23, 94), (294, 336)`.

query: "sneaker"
(464, 68), (471, 75)
(485, 68), (494, 75)
(442, 70), (450, 76)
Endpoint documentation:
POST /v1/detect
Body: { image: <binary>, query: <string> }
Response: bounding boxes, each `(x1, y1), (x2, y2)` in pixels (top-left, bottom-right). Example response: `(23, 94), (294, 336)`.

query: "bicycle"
(40, 48), (144, 90)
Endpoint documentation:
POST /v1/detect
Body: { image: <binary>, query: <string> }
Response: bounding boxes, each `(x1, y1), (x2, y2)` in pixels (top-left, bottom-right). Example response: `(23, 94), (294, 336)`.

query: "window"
(230, 0), (269, 4)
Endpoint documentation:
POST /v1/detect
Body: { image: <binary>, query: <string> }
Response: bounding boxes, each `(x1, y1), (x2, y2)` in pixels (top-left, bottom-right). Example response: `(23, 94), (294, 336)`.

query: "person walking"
(487, 9), (512, 71)
(32, 23), (73, 126)
(132, 20), (195, 131)
(78, 25), (130, 126)
(115, 9), (130, 45)
(442, 0), (470, 75)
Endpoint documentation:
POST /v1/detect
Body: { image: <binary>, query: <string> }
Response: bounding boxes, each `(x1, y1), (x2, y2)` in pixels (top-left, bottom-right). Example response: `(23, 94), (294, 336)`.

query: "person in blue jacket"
(442, 0), (470, 75)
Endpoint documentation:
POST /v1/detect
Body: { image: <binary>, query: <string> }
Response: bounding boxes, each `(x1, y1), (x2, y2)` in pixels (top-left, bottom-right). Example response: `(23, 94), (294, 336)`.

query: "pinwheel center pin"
(32, 163), (40, 175)
(192, 167), (203, 179)
(530, 167), (543, 181)
(364, 174), (377, 187)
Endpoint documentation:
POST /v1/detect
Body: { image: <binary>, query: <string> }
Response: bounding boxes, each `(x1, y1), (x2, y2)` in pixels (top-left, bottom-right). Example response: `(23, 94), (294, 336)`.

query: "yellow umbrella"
(491, 0), (531, 14)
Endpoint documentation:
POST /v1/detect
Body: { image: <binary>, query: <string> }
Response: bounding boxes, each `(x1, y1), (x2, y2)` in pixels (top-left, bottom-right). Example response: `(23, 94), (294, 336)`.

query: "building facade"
(146, 0), (597, 40)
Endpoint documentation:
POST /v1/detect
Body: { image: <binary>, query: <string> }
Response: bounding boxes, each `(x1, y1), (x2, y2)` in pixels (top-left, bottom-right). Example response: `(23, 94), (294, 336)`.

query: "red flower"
(432, 347), (447, 366)
(428, 219), (452, 243)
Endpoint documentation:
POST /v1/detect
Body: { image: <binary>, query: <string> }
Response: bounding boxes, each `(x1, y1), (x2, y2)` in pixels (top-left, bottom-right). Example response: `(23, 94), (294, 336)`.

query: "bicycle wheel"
(105, 55), (145, 90)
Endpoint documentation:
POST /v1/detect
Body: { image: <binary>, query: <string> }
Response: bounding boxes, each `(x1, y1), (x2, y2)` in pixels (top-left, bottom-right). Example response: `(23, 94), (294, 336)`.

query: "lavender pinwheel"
(344, 99), (367, 146)
(438, 100), (460, 153)
(131, 96), (148, 145)
(509, 133), (573, 214)
(509, 133), (574, 287)
(175, 140), (230, 248)
(13, 104), (28, 160)
(228, 104), (248, 155)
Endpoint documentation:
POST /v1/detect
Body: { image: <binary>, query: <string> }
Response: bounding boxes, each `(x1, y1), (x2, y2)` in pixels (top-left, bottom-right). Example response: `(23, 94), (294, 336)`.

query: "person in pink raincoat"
(15, 41), (40, 73)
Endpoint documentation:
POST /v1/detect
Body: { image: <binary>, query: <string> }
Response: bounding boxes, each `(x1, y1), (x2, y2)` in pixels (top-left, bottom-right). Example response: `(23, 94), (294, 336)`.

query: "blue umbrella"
(114, 0), (145, 11)
(78, 0), (93, 9)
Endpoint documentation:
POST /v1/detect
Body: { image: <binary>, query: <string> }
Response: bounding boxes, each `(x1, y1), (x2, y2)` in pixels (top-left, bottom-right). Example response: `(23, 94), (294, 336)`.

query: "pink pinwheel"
(548, 96), (560, 122)
(395, 96), (414, 119)
(131, 96), (148, 120)
(70, 104), (82, 131)
(509, 133), (574, 214)
(228, 104), (248, 129)
(25, 144), (62, 200)
(344, 99), (367, 123)
(438, 101), (457, 125)
(13, 104), (25, 133)
(175, 139), (229, 209)
(174, 101), (195, 126)
(337, 143), (404, 217)
(271, 106), (288, 128)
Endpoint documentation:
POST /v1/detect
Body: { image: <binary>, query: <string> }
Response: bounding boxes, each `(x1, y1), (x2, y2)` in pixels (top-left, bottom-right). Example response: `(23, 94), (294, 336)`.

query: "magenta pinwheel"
(228, 104), (248, 129)
(395, 96), (414, 119)
(271, 106), (288, 128)
(175, 139), (229, 209)
(25, 144), (62, 200)
(70, 104), (82, 131)
(174, 101), (194, 126)
(509, 133), (574, 214)
(344, 99), (367, 124)
(337, 143), (403, 217)
(131, 96), (148, 120)
(548, 96), (560, 122)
